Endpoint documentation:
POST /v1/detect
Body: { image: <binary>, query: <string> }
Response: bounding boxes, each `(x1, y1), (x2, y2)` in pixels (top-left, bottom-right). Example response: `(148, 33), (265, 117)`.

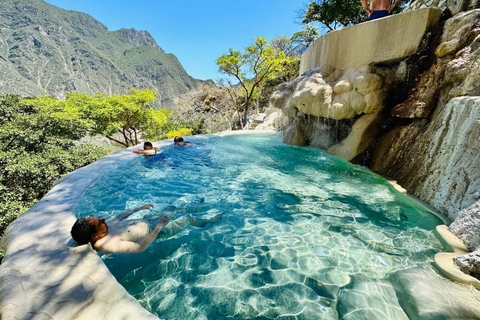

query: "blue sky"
(43, 0), (308, 81)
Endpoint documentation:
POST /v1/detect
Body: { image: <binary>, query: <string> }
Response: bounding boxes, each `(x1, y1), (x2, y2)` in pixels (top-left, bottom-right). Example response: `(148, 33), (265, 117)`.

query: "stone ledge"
(300, 8), (443, 73)
(434, 225), (480, 290)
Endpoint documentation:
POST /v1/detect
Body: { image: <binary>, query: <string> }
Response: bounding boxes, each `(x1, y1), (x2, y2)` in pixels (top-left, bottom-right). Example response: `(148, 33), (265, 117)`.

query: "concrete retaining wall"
(299, 8), (442, 73)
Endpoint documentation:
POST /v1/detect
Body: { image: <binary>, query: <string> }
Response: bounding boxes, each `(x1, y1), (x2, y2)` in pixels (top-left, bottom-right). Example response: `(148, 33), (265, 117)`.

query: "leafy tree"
(270, 36), (296, 57)
(167, 128), (193, 139)
(302, 0), (366, 31)
(0, 94), (107, 241)
(64, 89), (168, 147)
(302, 0), (407, 31)
(216, 37), (298, 126)
(291, 25), (320, 48)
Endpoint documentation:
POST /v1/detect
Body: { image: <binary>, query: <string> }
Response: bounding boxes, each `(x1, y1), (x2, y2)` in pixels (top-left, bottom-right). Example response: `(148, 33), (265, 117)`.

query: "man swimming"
(174, 136), (194, 147)
(361, 0), (399, 20)
(133, 142), (161, 155)
(70, 204), (222, 254)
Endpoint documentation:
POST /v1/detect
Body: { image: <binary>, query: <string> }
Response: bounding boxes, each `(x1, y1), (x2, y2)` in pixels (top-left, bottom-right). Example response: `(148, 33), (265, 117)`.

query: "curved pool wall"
(0, 130), (479, 320)
(0, 131), (277, 320)
(0, 132), (181, 319)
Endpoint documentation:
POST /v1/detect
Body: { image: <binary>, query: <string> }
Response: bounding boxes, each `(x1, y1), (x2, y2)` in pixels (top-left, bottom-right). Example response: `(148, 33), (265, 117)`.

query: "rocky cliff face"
(371, 9), (480, 217)
(0, 0), (204, 108)
(270, 2), (480, 276)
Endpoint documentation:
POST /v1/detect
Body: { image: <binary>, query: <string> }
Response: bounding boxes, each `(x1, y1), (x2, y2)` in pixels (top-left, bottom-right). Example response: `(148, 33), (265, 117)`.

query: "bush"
(0, 95), (108, 244)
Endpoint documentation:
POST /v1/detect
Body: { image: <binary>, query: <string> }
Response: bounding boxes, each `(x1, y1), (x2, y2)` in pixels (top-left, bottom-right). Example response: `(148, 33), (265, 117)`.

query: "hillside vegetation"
(0, 0), (206, 108)
(0, 88), (197, 250)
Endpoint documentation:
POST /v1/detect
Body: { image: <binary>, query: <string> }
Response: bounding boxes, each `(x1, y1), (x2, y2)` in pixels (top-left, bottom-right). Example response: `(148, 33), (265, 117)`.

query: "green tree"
(65, 89), (170, 147)
(0, 94), (107, 240)
(302, 0), (366, 31)
(216, 37), (298, 126)
(302, 0), (407, 31)
(291, 25), (320, 48)
(270, 36), (296, 57)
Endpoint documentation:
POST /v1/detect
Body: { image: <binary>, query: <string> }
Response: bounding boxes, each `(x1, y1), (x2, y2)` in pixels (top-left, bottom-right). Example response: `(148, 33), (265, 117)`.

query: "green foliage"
(258, 59), (301, 110)
(48, 89), (170, 147)
(167, 128), (193, 139)
(302, 0), (366, 31)
(0, 94), (108, 240)
(216, 37), (299, 125)
(270, 36), (296, 57)
(291, 25), (320, 48)
(302, 0), (408, 31)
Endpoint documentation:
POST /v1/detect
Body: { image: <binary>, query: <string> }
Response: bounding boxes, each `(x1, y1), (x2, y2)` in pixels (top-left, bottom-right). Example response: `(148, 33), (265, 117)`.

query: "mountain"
(0, 0), (207, 108)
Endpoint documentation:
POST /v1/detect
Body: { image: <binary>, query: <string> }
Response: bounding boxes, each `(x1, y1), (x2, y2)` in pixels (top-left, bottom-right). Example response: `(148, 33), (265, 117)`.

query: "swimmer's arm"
(113, 204), (154, 221)
(361, 0), (373, 13)
(133, 149), (156, 155)
(99, 216), (170, 254)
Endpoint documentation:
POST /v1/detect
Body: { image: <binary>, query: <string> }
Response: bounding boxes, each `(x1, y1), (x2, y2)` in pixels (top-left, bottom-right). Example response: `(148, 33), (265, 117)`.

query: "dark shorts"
(369, 10), (389, 21)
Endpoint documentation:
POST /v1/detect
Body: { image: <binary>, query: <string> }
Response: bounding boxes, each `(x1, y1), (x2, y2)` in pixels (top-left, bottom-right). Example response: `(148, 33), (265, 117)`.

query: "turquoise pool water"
(76, 133), (445, 320)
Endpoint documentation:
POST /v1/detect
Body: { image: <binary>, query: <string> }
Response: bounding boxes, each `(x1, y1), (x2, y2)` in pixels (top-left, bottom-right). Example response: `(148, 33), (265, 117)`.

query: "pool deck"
(0, 130), (477, 319)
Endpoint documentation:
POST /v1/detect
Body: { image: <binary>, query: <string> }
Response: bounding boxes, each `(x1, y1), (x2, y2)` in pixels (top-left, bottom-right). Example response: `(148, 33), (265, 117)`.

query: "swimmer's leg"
(161, 213), (224, 237)
(190, 213), (224, 227)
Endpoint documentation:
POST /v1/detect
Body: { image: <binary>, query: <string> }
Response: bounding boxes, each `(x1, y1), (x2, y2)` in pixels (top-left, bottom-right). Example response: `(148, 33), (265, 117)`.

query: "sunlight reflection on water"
(76, 133), (445, 320)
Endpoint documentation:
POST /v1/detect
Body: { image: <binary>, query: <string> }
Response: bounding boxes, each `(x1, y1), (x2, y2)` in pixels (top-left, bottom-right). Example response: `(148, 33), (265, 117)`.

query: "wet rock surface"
(271, 65), (394, 161)
(276, 1), (480, 281)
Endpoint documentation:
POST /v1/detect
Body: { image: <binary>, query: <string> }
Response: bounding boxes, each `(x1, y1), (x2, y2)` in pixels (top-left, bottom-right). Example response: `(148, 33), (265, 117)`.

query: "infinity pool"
(76, 133), (445, 319)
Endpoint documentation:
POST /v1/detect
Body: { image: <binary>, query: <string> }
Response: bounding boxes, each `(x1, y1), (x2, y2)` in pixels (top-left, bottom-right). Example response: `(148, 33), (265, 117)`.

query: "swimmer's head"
(71, 216), (108, 244)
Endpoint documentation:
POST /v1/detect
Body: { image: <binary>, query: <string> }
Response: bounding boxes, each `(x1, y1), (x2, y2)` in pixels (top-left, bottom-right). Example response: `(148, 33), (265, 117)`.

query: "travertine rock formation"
(450, 201), (480, 277)
(371, 9), (480, 217)
(274, 8), (443, 162)
(372, 96), (480, 216)
(271, 66), (395, 161)
(370, 9), (480, 276)
(274, 1), (480, 278)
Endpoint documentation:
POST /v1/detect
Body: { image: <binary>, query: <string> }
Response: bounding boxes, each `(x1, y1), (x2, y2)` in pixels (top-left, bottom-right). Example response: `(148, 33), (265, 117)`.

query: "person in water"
(133, 142), (161, 155)
(70, 204), (223, 254)
(174, 136), (194, 147)
(361, 0), (399, 20)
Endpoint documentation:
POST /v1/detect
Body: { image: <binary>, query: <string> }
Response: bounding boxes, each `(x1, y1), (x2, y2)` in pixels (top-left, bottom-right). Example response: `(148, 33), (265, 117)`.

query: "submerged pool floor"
(76, 133), (446, 319)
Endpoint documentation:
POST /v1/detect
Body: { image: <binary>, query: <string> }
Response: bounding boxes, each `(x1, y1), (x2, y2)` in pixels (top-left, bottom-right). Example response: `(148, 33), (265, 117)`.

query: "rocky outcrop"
(372, 96), (480, 218)
(367, 9), (480, 278)
(271, 65), (395, 161)
(371, 9), (480, 218)
(112, 28), (164, 51)
(450, 201), (480, 277)
(274, 9), (444, 162)
(274, 0), (480, 279)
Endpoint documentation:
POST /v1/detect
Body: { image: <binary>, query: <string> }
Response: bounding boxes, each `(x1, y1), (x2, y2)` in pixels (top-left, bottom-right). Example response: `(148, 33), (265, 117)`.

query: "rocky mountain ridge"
(0, 0), (205, 108)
